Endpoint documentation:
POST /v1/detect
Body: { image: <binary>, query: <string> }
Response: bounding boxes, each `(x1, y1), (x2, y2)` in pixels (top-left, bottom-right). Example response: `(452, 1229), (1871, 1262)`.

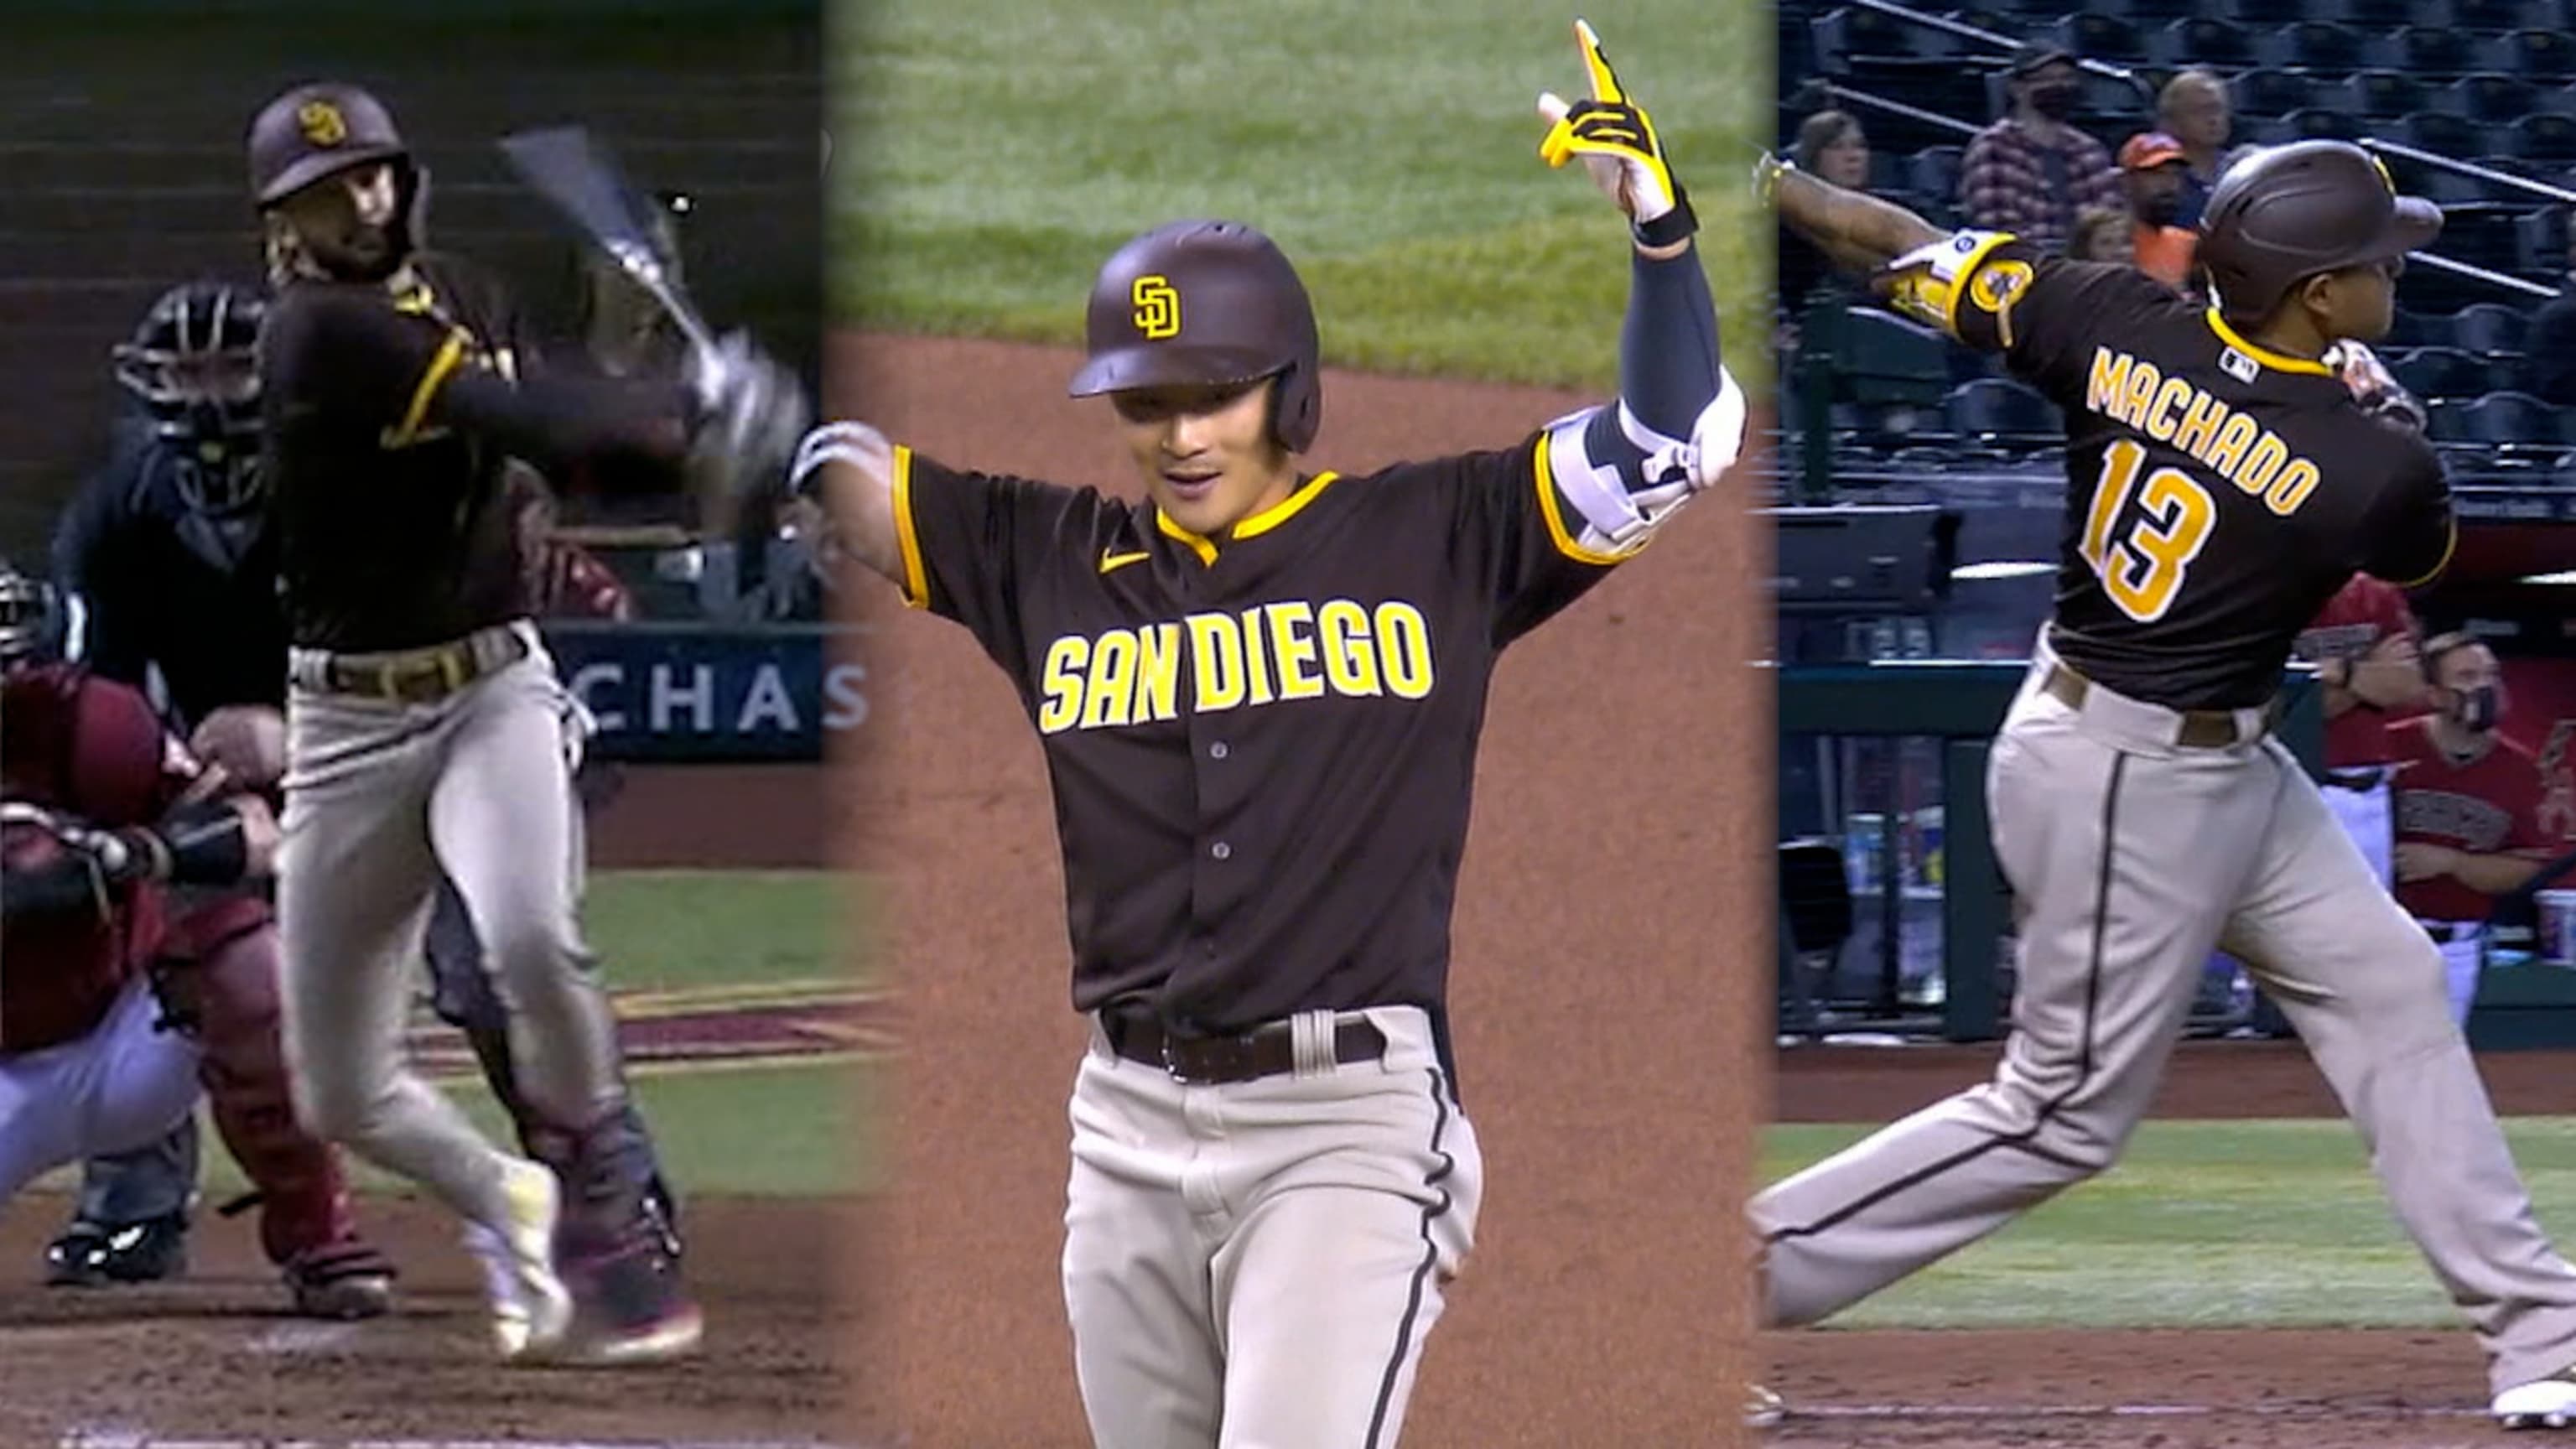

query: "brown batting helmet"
(247, 82), (411, 209)
(1068, 220), (1323, 453)
(2198, 140), (2442, 326)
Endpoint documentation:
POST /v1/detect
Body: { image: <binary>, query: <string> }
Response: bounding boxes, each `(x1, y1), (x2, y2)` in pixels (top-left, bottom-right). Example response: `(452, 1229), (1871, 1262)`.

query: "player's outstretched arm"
(788, 421), (905, 589)
(1761, 156), (1945, 274)
(1529, 19), (1746, 553)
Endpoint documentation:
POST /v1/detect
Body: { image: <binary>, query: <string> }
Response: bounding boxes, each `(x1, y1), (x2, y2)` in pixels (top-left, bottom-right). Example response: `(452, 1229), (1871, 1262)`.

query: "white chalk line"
(59, 1435), (870, 1449)
(1781, 1400), (2489, 1420)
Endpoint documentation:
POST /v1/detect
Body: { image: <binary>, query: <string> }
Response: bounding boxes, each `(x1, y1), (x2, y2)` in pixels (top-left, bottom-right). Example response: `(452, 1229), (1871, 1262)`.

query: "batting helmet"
(2198, 140), (2442, 327)
(112, 282), (268, 517)
(1067, 220), (1323, 454)
(247, 82), (409, 209)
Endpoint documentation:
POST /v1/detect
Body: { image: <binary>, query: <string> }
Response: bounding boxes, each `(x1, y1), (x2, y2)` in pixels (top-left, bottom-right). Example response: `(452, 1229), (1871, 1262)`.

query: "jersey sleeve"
(2358, 442), (2455, 588)
(1888, 231), (2170, 389)
(66, 676), (194, 827)
(892, 445), (1103, 683)
(48, 454), (152, 687)
(1436, 427), (1632, 648)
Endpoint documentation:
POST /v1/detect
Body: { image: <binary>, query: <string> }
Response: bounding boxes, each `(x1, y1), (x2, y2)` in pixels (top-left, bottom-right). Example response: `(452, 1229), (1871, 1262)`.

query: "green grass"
(1763, 1119), (2576, 1330)
(834, 0), (1774, 393)
(579, 869), (860, 992)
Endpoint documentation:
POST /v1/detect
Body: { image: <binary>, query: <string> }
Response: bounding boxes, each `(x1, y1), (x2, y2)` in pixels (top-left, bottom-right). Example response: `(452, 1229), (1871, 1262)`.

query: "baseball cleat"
(289, 1269), (394, 1321)
(2497, 1371), (2576, 1429)
(1746, 1383), (1785, 1428)
(557, 1231), (705, 1367)
(478, 1158), (573, 1363)
(44, 1212), (190, 1286)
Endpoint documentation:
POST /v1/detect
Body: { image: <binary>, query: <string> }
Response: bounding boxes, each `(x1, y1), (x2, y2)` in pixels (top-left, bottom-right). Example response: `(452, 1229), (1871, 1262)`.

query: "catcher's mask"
(1068, 219), (1323, 454)
(247, 81), (431, 281)
(0, 558), (60, 673)
(113, 282), (268, 517)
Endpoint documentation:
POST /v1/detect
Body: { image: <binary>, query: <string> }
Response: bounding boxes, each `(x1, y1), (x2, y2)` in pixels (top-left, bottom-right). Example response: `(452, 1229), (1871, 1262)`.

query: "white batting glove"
(1536, 19), (1697, 246)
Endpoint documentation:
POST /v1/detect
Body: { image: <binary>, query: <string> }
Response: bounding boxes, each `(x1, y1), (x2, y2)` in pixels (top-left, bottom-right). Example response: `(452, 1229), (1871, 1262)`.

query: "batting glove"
(1537, 19), (1696, 247)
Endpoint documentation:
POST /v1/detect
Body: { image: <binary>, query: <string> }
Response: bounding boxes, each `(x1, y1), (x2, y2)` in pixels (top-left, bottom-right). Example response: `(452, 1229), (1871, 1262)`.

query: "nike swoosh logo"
(1099, 550), (1150, 574)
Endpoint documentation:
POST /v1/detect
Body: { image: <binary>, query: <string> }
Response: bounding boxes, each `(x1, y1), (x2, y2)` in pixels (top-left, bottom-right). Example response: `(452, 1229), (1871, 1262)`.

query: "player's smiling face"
(1112, 378), (1299, 537)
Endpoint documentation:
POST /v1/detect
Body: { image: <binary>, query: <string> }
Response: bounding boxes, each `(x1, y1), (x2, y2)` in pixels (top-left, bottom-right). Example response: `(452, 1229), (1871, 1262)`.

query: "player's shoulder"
(412, 251), (514, 313)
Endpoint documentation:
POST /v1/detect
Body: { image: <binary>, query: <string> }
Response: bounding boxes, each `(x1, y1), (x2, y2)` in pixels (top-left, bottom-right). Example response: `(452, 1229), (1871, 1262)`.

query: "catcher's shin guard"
(160, 898), (370, 1270)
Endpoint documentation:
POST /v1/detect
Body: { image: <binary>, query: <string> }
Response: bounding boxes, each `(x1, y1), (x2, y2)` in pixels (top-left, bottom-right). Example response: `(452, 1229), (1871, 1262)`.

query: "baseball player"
(48, 282), (680, 1303)
(0, 564), (302, 1258)
(244, 80), (797, 1363)
(2386, 633), (2557, 1024)
(1754, 137), (2576, 1429)
(797, 22), (1742, 1446)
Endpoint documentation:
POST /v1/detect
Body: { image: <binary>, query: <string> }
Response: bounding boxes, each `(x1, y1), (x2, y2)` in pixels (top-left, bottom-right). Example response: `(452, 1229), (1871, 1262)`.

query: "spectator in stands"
(2067, 206), (2133, 266)
(2386, 634), (2556, 1026)
(1959, 47), (2122, 255)
(2158, 69), (2245, 228)
(2117, 132), (2199, 294)
(1779, 109), (1872, 317)
(2522, 213), (2576, 403)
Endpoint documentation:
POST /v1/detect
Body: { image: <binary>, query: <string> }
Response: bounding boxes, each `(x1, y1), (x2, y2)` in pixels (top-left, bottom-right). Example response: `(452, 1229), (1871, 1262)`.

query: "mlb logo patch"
(2220, 347), (2258, 384)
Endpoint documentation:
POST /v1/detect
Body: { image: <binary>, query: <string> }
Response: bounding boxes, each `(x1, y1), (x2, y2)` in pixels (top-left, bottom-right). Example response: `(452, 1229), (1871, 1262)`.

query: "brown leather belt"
(2041, 662), (2278, 749)
(1100, 1005), (1388, 1085)
(298, 626), (529, 705)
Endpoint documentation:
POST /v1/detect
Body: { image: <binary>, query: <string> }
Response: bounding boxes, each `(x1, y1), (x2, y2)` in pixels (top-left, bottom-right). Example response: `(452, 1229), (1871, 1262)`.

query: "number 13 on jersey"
(2080, 439), (2215, 622)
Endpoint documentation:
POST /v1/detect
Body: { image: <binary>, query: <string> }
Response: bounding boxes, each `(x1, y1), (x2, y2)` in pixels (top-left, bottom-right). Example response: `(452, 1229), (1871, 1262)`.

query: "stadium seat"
(2444, 72), (2538, 122)
(2152, 17), (2257, 67)
(2451, 0), (2528, 29)
(2515, 207), (2568, 274)
(2393, 26), (2479, 77)
(2054, 13), (2145, 60)
(2514, 112), (2576, 162)
(1906, 145), (1964, 203)
(1810, 7), (1956, 66)
(2423, 399), (2475, 442)
(2398, 110), (2485, 158)
(2453, 302), (2533, 354)
(2236, 68), (2317, 117)
(1825, 306), (1955, 411)
(2337, 69), (2427, 118)
(2261, 20), (2368, 72)
(1945, 378), (2062, 444)
(2459, 390), (2563, 445)
(2224, 0), (2309, 23)
(2328, 0), (2418, 23)
(2501, 29), (2576, 80)
(2385, 308), (2447, 348)
(2392, 345), (2492, 399)
(2118, 0), (2199, 18)
(2282, 106), (2365, 142)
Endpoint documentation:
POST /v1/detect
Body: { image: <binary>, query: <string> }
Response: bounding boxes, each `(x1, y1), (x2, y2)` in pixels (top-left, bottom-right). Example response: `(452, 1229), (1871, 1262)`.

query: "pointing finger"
(1576, 18), (1624, 103)
(1537, 90), (1571, 124)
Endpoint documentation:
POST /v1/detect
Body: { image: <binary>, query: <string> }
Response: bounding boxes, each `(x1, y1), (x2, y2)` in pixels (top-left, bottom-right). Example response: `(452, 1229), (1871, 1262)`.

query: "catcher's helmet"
(113, 282), (267, 517)
(2198, 140), (2442, 327)
(1068, 220), (1323, 454)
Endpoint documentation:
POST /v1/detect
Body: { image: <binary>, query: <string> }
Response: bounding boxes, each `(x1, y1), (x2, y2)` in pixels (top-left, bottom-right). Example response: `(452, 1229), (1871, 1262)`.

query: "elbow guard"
(1543, 365), (1748, 555)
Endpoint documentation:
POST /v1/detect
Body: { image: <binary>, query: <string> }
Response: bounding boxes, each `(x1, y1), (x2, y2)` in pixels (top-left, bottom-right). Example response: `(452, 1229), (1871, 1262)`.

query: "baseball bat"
(496, 125), (720, 362)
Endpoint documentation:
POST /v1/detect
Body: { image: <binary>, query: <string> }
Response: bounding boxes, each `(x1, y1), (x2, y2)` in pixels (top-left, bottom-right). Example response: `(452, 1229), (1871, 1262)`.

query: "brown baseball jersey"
(891, 434), (1633, 1041)
(2385, 716), (2552, 922)
(1917, 232), (2455, 710)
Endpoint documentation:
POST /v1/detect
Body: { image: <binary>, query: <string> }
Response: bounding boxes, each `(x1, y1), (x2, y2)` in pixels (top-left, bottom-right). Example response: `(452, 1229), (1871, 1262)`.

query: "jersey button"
(1210, 841), (1233, 861)
(1209, 741), (1230, 761)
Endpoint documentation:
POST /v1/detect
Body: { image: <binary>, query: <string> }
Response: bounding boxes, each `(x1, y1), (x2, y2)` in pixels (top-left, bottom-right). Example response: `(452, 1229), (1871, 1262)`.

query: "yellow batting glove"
(1536, 19), (1696, 246)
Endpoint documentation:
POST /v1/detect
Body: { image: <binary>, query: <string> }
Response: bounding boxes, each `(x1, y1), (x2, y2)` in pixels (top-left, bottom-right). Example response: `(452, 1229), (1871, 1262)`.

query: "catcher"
(0, 561), (345, 1294)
